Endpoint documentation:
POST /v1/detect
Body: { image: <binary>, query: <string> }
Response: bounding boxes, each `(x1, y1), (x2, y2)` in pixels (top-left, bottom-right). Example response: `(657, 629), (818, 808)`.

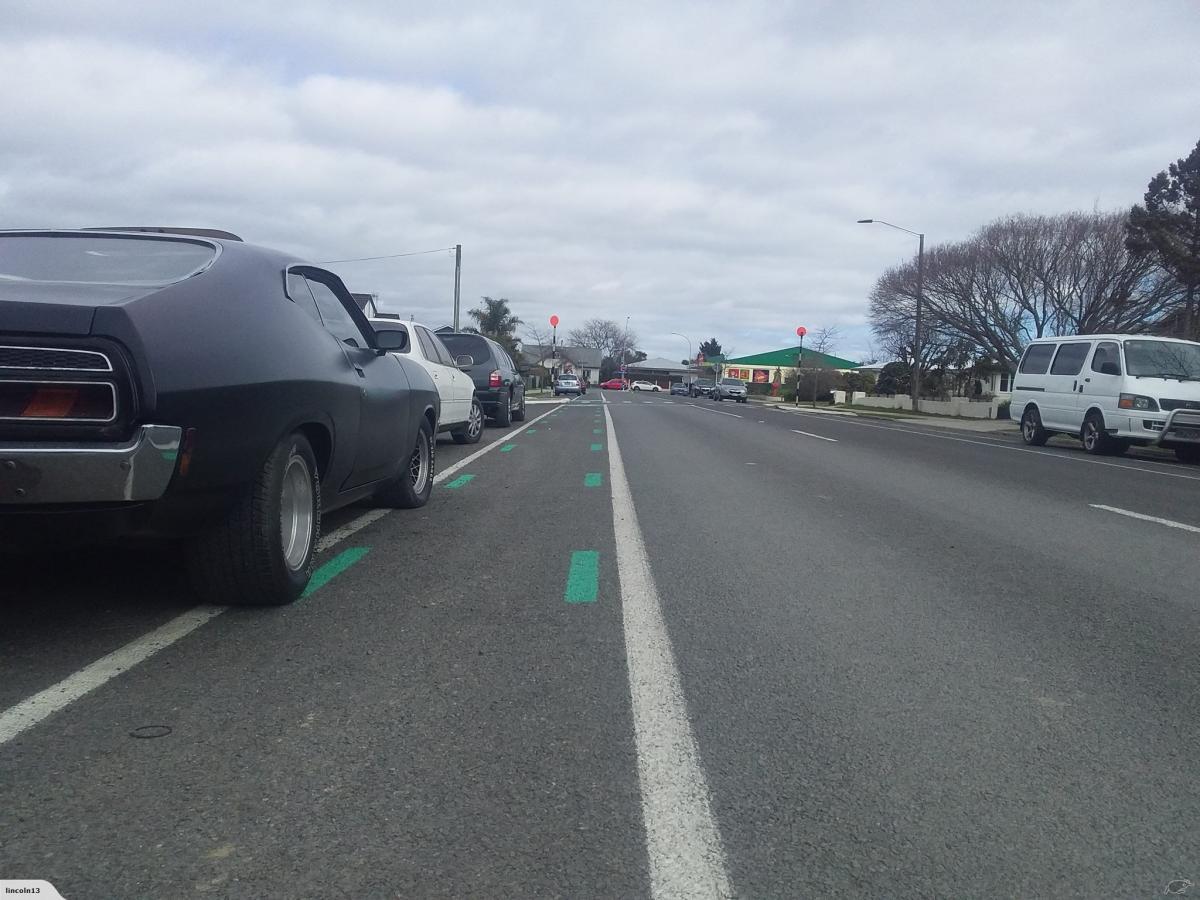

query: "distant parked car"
(0, 228), (440, 606)
(554, 373), (583, 396)
(631, 380), (660, 392)
(689, 379), (715, 398)
(713, 378), (749, 403)
(438, 332), (526, 426)
(599, 378), (627, 390)
(670, 382), (689, 396)
(369, 319), (482, 444)
(1011, 333), (1200, 461)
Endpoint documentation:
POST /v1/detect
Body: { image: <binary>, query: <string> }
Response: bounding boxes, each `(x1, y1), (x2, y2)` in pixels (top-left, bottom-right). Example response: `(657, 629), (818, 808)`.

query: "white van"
(1011, 334), (1200, 463)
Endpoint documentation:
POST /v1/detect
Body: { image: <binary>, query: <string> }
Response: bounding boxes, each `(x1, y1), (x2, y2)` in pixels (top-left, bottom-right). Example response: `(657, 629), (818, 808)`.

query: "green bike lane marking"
(444, 474), (476, 489)
(564, 550), (600, 604)
(590, 443), (603, 451)
(301, 547), (370, 599)
(500, 444), (516, 452)
(584, 472), (603, 488)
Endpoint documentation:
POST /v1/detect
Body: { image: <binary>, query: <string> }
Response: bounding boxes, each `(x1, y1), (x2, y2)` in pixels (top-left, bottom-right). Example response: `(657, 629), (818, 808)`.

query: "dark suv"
(438, 333), (526, 426)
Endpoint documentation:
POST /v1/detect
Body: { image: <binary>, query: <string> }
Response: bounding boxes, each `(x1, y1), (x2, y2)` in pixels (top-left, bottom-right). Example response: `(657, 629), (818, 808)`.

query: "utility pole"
(858, 219), (924, 411)
(794, 326), (806, 407)
(452, 243), (462, 331)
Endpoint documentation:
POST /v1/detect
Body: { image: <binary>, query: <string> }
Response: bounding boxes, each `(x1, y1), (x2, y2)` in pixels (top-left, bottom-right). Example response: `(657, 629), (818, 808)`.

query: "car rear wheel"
(186, 432), (321, 606)
(452, 398), (484, 445)
(491, 391), (512, 427)
(513, 395), (527, 421)
(376, 416), (435, 508)
(1020, 407), (1048, 446)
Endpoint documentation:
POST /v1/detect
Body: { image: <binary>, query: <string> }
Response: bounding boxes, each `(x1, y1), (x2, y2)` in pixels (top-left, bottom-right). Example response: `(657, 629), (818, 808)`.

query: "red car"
(599, 378), (628, 390)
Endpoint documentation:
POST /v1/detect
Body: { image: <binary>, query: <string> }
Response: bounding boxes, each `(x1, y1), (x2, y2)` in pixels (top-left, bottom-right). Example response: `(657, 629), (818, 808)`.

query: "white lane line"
(687, 404), (742, 419)
(1090, 504), (1200, 534)
(0, 607), (223, 746)
(0, 404), (563, 748)
(785, 412), (1200, 481)
(791, 429), (838, 443)
(603, 405), (732, 899)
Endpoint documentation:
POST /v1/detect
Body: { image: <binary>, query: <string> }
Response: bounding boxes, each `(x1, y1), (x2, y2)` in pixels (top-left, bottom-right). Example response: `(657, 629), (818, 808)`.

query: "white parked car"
(630, 380), (660, 392)
(1010, 333), (1200, 463)
(369, 318), (483, 444)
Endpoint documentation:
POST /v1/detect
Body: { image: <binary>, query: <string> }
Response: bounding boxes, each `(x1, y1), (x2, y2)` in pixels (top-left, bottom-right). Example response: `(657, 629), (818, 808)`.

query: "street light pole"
(670, 331), (692, 387)
(858, 219), (925, 411)
(452, 243), (462, 331)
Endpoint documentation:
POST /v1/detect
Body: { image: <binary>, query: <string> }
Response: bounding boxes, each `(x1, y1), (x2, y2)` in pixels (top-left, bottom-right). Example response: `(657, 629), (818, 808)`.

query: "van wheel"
(186, 432), (321, 606)
(1081, 412), (1117, 455)
(375, 417), (435, 508)
(1175, 445), (1200, 464)
(1020, 407), (1048, 446)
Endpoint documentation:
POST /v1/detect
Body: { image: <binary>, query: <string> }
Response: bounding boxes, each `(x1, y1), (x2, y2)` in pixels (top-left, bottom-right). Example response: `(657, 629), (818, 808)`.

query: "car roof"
(1027, 334), (1199, 345)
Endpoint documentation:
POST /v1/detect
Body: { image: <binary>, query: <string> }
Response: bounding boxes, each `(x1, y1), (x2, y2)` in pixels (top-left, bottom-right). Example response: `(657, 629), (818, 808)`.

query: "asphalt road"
(3, 393), (1200, 898)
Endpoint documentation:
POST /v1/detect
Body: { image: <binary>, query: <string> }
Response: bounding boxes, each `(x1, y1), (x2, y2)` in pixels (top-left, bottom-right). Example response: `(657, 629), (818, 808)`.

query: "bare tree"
(566, 318), (640, 364)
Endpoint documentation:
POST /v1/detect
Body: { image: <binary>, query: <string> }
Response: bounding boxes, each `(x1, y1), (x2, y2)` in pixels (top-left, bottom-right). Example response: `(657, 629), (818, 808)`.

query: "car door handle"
(354, 366), (366, 378)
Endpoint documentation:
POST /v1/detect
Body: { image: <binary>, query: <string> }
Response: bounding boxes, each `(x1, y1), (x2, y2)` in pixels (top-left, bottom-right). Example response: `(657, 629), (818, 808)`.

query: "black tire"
(1020, 407), (1049, 446)
(1081, 412), (1119, 455)
(451, 398), (484, 445)
(186, 432), (321, 606)
(512, 394), (527, 422)
(491, 391), (513, 427)
(376, 416), (435, 508)
(1175, 444), (1200, 464)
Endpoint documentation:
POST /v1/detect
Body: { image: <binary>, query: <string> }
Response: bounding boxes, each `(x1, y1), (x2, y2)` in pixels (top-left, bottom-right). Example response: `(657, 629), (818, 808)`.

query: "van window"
(1019, 344), (1055, 374)
(1090, 341), (1121, 375)
(1049, 342), (1091, 376)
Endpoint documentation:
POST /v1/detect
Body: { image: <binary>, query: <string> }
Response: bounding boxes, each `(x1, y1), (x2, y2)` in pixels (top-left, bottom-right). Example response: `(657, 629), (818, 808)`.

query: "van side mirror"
(374, 329), (408, 352)
(1100, 361), (1120, 376)
(455, 354), (474, 370)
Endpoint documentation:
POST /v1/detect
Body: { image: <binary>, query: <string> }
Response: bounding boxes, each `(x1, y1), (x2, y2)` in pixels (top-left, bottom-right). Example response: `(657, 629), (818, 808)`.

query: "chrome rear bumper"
(0, 425), (182, 504)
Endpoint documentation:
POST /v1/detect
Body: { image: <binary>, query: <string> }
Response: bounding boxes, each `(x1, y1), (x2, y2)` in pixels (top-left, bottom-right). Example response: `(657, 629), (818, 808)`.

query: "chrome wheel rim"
(280, 454), (314, 571)
(409, 431), (431, 493)
(467, 402), (482, 439)
(1023, 414), (1036, 441)
(1083, 421), (1098, 450)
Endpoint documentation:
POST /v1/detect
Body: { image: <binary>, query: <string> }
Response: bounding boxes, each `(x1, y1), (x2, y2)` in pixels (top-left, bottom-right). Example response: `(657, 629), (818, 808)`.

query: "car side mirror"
(455, 354), (474, 370)
(374, 329), (408, 352)
(1100, 361), (1120, 376)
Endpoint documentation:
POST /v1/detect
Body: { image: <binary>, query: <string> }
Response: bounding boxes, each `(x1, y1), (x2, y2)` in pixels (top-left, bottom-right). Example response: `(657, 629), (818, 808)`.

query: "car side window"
(1049, 342), (1090, 376)
(1091, 341), (1121, 375)
(1019, 344), (1056, 374)
(306, 277), (368, 348)
(286, 272), (322, 323)
(425, 330), (458, 367)
(414, 327), (441, 363)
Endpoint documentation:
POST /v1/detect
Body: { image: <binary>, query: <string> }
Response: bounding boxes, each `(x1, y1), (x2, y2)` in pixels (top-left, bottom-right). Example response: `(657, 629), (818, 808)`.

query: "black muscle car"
(0, 229), (440, 605)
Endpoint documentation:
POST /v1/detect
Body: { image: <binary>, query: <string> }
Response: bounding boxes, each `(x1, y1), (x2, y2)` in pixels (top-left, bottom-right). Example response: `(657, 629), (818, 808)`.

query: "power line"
(318, 246), (456, 264)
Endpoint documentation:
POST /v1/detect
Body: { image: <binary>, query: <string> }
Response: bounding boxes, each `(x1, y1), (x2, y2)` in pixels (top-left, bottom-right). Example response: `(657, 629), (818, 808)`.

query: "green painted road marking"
(302, 547), (369, 599)
(500, 444), (516, 452)
(445, 474), (476, 489)
(564, 550), (599, 604)
(593, 428), (603, 434)
(526, 428), (537, 433)
(590, 443), (603, 452)
(584, 472), (603, 487)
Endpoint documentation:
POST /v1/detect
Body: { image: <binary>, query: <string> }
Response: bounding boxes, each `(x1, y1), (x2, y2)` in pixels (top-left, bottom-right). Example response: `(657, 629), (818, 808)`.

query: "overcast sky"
(3, 1), (1197, 362)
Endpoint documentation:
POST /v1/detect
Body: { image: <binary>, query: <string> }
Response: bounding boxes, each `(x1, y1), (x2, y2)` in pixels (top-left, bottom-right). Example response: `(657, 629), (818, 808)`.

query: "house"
(625, 357), (693, 389)
(520, 345), (604, 384)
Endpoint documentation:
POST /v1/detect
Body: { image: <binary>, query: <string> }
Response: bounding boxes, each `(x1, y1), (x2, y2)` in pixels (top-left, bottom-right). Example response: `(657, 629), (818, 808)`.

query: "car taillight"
(1, 381), (116, 422)
(489, 370), (502, 388)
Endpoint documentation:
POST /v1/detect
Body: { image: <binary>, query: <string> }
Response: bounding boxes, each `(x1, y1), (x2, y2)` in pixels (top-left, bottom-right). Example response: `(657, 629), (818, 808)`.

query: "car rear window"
(0, 234), (216, 285)
(1018, 344), (1055, 374)
(439, 334), (492, 368)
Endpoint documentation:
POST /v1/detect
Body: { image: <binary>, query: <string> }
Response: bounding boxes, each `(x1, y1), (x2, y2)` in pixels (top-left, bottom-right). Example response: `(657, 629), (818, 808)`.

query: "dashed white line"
(1090, 504), (1200, 534)
(604, 405), (732, 899)
(791, 429), (838, 443)
(0, 405), (563, 748)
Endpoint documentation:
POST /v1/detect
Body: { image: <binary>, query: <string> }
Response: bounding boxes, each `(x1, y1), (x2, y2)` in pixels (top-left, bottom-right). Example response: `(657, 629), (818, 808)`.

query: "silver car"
(712, 377), (748, 403)
(554, 374), (583, 396)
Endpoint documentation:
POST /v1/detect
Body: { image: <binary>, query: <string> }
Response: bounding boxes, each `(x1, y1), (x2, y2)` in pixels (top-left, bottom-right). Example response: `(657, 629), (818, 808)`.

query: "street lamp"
(859, 218), (925, 411)
(670, 332), (692, 387)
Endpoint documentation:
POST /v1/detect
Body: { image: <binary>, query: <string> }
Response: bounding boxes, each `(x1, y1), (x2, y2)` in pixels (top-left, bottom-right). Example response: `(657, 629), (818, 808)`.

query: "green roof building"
(725, 346), (860, 370)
